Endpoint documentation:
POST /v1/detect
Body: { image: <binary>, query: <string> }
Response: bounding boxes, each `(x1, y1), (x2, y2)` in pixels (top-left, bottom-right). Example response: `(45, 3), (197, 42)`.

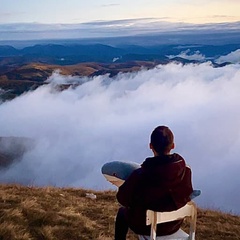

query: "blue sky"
(0, 0), (240, 40)
(1, 0), (240, 24)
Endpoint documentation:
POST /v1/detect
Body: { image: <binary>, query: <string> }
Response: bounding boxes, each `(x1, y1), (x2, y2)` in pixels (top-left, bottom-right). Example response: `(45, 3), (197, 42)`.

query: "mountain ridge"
(0, 61), (160, 100)
(1, 43), (240, 65)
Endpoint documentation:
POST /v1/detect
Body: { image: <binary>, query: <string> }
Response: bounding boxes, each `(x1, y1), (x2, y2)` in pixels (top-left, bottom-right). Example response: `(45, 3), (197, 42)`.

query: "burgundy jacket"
(116, 153), (193, 236)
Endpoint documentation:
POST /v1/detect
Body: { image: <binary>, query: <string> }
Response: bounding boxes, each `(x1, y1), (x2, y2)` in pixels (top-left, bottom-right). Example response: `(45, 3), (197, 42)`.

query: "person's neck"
(154, 151), (170, 157)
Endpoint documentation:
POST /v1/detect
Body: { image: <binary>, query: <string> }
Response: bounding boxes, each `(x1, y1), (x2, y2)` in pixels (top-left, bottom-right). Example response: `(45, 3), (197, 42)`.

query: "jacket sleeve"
(185, 166), (194, 198)
(116, 168), (142, 207)
(170, 165), (193, 209)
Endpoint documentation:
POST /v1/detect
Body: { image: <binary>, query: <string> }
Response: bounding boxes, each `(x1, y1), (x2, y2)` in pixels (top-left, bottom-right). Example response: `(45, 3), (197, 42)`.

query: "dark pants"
(114, 207), (129, 240)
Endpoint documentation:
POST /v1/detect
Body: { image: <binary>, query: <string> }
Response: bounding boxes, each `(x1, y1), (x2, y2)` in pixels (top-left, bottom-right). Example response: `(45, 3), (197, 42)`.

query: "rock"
(0, 137), (34, 169)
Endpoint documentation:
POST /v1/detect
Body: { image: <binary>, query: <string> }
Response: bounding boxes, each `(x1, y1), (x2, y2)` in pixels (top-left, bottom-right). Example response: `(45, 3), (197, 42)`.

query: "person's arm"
(171, 165), (194, 208)
(185, 166), (194, 198)
(116, 168), (142, 207)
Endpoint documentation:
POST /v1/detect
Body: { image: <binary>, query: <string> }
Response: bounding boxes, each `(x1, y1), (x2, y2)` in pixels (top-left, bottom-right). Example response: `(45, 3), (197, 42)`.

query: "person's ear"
(149, 143), (153, 150)
(171, 143), (175, 150)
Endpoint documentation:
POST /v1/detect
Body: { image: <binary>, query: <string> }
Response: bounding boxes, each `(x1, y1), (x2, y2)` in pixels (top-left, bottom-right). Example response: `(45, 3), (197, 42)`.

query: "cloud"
(0, 63), (240, 214)
(167, 49), (206, 61)
(0, 20), (239, 41)
(100, 4), (120, 7)
(216, 49), (240, 64)
(210, 15), (234, 19)
(0, 11), (25, 20)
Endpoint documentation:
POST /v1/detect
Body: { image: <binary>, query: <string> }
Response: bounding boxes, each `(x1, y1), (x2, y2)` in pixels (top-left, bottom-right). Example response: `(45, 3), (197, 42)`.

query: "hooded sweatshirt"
(116, 153), (193, 236)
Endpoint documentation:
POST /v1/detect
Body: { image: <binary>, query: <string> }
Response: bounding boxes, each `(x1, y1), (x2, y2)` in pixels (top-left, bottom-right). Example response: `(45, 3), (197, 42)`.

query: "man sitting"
(115, 126), (193, 240)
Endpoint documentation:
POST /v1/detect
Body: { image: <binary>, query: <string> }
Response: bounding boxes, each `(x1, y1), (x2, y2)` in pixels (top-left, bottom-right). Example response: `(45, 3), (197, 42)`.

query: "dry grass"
(0, 184), (239, 240)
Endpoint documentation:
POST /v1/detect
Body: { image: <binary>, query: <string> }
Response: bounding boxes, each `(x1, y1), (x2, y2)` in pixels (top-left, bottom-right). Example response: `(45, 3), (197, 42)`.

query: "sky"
(0, 60), (240, 214)
(0, 0), (240, 41)
(0, 0), (240, 24)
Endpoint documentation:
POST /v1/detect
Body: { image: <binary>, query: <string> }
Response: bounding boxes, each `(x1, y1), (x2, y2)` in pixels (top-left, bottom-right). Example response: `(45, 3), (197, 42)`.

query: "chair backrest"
(146, 201), (197, 240)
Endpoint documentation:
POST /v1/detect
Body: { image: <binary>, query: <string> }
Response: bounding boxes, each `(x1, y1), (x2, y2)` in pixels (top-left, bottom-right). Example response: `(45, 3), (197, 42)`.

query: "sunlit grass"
(0, 184), (239, 240)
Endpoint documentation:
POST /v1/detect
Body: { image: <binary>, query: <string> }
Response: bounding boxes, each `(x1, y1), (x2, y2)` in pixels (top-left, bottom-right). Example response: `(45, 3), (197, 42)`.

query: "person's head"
(150, 126), (175, 155)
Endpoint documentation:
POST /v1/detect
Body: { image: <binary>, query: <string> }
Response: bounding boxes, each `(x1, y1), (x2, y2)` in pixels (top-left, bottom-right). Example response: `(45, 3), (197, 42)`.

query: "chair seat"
(139, 228), (189, 240)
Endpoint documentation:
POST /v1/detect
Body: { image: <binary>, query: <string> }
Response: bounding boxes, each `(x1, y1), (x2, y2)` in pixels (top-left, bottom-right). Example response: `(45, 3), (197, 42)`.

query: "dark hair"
(150, 126), (174, 154)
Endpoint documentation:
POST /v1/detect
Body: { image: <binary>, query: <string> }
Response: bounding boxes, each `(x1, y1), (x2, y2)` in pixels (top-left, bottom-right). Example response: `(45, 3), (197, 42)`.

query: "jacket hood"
(141, 153), (186, 187)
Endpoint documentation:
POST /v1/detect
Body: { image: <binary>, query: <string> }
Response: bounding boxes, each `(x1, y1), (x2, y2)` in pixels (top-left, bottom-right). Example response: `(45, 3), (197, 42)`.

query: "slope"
(0, 184), (239, 240)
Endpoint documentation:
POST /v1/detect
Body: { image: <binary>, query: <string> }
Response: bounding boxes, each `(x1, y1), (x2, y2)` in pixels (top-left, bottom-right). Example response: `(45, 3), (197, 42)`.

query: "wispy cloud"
(0, 19), (239, 41)
(207, 15), (240, 22)
(167, 50), (206, 61)
(0, 11), (26, 21)
(211, 15), (234, 18)
(216, 49), (240, 64)
(100, 3), (120, 7)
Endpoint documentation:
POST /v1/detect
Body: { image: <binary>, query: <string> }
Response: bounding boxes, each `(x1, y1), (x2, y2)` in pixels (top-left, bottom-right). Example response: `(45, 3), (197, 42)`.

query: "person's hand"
(110, 179), (124, 187)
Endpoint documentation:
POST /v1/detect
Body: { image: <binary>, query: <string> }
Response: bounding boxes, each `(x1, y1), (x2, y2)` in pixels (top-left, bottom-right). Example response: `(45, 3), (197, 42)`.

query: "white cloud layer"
(0, 20), (239, 40)
(216, 49), (240, 64)
(167, 49), (206, 61)
(0, 62), (240, 214)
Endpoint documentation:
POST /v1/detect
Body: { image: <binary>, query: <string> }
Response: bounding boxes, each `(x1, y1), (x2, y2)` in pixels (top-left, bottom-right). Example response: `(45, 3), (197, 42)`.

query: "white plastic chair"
(138, 201), (197, 240)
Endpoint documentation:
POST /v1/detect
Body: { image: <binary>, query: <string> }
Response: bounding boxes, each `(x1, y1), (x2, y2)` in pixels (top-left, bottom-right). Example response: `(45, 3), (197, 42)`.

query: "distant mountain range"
(1, 43), (240, 65)
(0, 42), (240, 100)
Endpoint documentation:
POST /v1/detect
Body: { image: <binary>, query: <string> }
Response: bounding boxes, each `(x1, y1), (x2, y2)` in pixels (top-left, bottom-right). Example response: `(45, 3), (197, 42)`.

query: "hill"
(0, 61), (158, 101)
(0, 184), (239, 240)
(0, 137), (34, 168)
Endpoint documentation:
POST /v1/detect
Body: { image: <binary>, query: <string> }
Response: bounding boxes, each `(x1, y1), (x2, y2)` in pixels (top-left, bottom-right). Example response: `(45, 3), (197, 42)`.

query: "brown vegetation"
(0, 61), (157, 82)
(0, 61), (158, 101)
(0, 184), (239, 240)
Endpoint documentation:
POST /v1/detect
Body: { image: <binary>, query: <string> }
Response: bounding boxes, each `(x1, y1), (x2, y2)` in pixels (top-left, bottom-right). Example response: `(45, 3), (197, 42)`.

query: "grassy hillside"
(0, 184), (239, 240)
(0, 61), (158, 101)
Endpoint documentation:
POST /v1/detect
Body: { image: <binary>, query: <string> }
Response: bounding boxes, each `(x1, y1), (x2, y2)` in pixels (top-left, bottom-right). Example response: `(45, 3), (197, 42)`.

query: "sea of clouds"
(167, 48), (240, 64)
(0, 62), (240, 214)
